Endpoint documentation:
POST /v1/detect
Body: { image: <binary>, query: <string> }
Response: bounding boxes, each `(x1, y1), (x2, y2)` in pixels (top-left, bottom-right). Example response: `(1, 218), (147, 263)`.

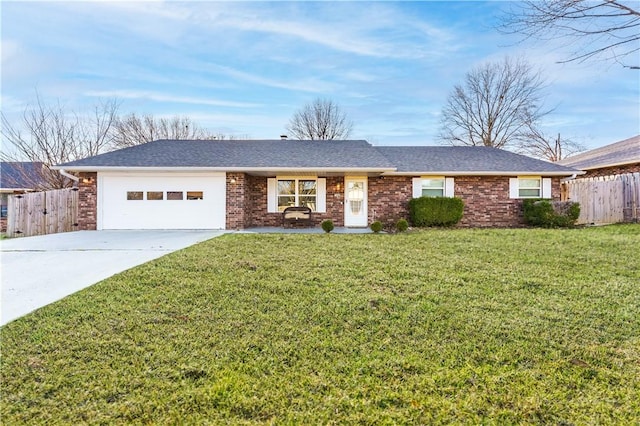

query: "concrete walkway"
(238, 226), (374, 234)
(0, 230), (223, 326)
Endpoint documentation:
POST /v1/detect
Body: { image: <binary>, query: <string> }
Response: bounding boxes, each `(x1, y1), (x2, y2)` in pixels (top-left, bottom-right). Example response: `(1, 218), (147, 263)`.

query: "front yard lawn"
(2, 225), (639, 424)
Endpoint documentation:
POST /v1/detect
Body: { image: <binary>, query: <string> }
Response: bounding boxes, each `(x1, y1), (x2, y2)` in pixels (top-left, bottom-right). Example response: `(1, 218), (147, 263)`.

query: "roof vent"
(280, 134), (288, 140)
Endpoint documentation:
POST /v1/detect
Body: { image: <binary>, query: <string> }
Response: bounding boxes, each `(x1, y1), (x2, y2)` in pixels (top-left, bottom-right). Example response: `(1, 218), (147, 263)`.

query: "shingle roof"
(557, 135), (640, 170)
(56, 139), (580, 175)
(376, 146), (579, 174)
(0, 162), (46, 190)
(58, 139), (395, 169)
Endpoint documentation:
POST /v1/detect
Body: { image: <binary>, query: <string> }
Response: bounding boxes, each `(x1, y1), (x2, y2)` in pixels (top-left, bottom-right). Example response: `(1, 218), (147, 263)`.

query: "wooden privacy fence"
(6, 188), (79, 237)
(562, 172), (640, 225)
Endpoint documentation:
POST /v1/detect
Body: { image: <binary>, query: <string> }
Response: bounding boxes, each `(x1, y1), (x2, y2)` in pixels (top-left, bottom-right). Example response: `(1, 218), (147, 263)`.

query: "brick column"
(226, 173), (247, 230)
(78, 172), (97, 230)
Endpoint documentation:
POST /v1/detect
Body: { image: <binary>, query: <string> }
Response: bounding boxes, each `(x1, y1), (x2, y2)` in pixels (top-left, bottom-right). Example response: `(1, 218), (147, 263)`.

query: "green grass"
(2, 225), (639, 424)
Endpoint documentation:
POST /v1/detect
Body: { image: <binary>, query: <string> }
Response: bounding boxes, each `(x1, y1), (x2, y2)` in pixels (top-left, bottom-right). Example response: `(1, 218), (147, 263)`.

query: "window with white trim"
(509, 177), (552, 199)
(277, 179), (317, 212)
(268, 177), (326, 213)
(421, 178), (445, 197)
(412, 177), (455, 198)
(518, 178), (541, 198)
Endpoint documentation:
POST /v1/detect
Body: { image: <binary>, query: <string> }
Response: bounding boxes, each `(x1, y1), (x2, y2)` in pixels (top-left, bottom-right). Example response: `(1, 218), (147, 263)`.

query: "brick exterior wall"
(454, 177), (518, 227)
(366, 176), (562, 228)
(580, 163), (640, 179)
(229, 174), (563, 229)
(226, 172), (248, 230)
(0, 217), (6, 233)
(367, 176), (412, 227)
(319, 176), (345, 227)
(78, 172), (97, 230)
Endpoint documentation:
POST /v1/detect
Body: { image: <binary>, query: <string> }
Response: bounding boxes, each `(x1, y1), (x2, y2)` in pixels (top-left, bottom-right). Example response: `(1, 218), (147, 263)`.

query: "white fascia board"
(51, 166), (397, 174)
(577, 160), (639, 170)
(382, 170), (585, 177)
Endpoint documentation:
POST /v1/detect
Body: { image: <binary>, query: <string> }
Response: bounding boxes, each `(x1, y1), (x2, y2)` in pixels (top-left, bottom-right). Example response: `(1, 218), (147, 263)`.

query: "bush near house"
(370, 221), (383, 233)
(396, 218), (409, 232)
(523, 199), (580, 228)
(321, 220), (334, 233)
(409, 196), (464, 227)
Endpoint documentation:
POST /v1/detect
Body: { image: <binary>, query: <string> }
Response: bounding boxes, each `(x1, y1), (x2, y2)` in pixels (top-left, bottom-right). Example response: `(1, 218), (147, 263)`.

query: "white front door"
(344, 177), (367, 227)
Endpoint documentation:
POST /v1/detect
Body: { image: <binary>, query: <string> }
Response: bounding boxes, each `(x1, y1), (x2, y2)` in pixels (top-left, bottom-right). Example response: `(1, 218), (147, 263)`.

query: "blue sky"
(2, 1), (638, 150)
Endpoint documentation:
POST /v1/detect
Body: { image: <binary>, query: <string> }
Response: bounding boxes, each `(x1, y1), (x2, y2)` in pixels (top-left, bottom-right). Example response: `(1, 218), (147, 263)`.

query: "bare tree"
(439, 57), (549, 149)
(499, 1), (640, 69)
(286, 98), (353, 140)
(517, 127), (585, 162)
(1, 96), (119, 189)
(112, 113), (216, 148)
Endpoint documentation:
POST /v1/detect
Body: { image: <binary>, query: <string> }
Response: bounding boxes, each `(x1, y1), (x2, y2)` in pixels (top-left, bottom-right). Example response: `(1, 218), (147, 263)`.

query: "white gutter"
(50, 166), (397, 173)
(58, 169), (80, 185)
(560, 173), (578, 183)
(382, 170), (587, 177)
(51, 166), (585, 178)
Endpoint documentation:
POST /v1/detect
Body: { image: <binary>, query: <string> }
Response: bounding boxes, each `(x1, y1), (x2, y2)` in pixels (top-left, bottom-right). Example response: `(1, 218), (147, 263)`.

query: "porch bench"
(282, 206), (312, 228)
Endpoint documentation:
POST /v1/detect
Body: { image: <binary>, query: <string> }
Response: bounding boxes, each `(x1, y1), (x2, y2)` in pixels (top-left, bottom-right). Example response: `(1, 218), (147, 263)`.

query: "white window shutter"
(316, 178), (326, 213)
(542, 178), (552, 198)
(509, 178), (519, 199)
(412, 177), (422, 198)
(267, 178), (277, 213)
(445, 177), (455, 197)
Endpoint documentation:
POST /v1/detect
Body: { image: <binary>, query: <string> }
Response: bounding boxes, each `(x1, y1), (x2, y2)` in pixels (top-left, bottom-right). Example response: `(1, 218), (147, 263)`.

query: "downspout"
(58, 169), (80, 187)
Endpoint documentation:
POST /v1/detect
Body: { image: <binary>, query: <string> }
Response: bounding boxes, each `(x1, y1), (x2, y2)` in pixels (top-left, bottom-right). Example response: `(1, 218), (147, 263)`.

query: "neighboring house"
(0, 162), (47, 232)
(53, 139), (581, 230)
(558, 135), (640, 178)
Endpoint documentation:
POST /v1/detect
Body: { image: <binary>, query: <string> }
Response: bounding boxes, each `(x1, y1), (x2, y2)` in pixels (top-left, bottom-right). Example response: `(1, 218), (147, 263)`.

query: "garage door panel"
(99, 174), (226, 229)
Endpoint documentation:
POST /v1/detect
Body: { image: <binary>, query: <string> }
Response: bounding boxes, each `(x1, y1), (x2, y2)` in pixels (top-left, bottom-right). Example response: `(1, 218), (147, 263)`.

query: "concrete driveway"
(1, 230), (224, 326)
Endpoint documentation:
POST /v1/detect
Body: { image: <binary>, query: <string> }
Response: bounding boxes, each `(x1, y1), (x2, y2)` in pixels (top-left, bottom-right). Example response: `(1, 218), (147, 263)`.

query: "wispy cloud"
(204, 64), (339, 94)
(84, 90), (261, 108)
(208, 3), (457, 60)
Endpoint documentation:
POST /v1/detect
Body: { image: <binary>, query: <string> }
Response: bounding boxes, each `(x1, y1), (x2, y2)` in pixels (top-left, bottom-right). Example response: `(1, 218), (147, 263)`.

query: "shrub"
(408, 197), (464, 227)
(523, 199), (580, 228)
(396, 219), (409, 232)
(321, 220), (334, 233)
(370, 221), (383, 233)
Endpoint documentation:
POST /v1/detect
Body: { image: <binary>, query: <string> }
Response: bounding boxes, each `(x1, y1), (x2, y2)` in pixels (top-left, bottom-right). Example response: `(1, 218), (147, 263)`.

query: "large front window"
(277, 179), (317, 212)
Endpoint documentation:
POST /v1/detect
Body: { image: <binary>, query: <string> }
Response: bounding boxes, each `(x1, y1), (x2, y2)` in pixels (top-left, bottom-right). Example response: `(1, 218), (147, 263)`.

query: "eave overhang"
(51, 165), (398, 175)
(567, 160), (639, 171)
(382, 170), (585, 177)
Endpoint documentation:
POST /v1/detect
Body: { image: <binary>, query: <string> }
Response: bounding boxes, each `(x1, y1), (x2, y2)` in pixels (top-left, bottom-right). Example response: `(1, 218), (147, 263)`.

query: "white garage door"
(99, 173), (226, 229)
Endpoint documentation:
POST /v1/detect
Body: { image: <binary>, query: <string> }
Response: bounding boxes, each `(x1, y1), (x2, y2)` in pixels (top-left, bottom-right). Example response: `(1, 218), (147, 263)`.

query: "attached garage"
(98, 172), (226, 230)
